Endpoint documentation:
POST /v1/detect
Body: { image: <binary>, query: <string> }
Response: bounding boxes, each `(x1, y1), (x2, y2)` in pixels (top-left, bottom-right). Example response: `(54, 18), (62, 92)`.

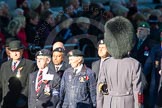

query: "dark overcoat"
(0, 58), (36, 106)
(28, 68), (61, 108)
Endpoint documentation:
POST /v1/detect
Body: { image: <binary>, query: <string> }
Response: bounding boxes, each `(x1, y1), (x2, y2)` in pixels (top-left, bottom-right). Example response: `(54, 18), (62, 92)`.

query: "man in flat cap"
(48, 47), (69, 78)
(97, 16), (145, 108)
(28, 49), (60, 108)
(0, 40), (36, 107)
(92, 39), (110, 81)
(59, 49), (96, 108)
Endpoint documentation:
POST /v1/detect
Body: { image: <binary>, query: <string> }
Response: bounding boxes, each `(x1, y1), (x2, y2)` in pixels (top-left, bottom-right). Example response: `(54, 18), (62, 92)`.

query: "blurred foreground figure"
(97, 16), (145, 108)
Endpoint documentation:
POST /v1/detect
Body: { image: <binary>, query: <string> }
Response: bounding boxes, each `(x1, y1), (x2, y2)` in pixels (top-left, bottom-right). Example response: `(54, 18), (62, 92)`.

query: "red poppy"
(85, 76), (89, 80)
(144, 46), (149, 50)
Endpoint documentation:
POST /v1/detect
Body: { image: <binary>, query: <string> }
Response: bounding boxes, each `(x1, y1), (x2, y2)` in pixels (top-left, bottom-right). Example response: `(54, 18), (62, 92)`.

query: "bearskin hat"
(104, 16), (134, 59)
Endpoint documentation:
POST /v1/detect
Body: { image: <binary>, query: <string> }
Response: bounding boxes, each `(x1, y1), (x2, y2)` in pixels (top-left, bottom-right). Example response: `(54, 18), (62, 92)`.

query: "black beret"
(52, 47), (64, 53)
(68, 49), (84, 57)
(35, 49), (51, 57)
(97, 39), (105, 46)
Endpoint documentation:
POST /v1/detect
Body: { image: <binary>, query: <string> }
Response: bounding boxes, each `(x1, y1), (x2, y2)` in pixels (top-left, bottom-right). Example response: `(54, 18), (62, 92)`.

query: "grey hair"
(13, 15), (26, 28)
(7, 19), (21, 36)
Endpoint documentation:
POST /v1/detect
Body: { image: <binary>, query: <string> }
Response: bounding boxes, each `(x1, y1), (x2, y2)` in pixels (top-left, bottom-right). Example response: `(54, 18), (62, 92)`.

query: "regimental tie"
(36, 70), (43, 94)
(12, 62), (17, 71)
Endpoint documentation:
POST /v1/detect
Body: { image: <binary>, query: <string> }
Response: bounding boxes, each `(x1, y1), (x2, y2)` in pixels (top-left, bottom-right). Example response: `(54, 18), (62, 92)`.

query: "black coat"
(0, 58), (36, 107)
(91, 59), (100, 81)
(48, 61), (70, 79)
(130, 37), (156, 67)
(28, 68), (61, 108)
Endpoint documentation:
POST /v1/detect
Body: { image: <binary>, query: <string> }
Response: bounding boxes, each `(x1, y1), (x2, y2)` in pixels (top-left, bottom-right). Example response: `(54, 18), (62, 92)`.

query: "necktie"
(12, 62), (17, 71)
(73, 69), (77, 76)
(36, 70), (43, 93)
(55, 66), (59, 72)
(137, 39), (143, 49)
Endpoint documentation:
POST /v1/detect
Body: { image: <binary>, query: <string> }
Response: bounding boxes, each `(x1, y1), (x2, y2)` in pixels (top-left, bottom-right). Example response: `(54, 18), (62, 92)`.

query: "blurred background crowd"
(0, 0), (161, 108)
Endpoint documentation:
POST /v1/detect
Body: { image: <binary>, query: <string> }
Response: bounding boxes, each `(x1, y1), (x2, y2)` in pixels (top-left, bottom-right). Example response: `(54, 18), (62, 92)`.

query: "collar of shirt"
(138, 37), (147, 42)
(55, 62), (63, 70)
(101, 56), (110, 62)
(12, 60), (20, 67)
(74, 64), (83, 74)
(35, 67), (48, 90)
(39, 66), (48, 76)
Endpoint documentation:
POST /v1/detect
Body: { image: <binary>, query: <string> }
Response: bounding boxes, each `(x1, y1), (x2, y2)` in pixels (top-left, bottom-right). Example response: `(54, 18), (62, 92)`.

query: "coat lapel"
(32, 72), (37, 96)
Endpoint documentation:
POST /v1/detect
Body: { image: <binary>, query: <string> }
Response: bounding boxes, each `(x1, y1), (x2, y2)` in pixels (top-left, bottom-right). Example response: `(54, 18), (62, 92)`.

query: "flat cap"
(53, 47), (64, 53)
(35, 49), (51, 57)
(68, 49), (84, 57)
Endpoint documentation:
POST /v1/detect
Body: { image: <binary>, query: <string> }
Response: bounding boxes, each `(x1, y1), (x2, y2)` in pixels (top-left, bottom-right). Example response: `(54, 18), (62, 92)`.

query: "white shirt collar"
(74, 64), (83, 74)
(55, 62), (63, 71)
(39, 66), (48, 75)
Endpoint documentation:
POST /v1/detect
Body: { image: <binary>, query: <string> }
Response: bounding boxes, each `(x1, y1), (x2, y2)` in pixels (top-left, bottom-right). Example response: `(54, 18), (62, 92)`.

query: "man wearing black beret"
(48, 47), (69, 79)
(28, 49), (60, 108)
(92, 39), (110, 82)
(59, 49), (96, 108)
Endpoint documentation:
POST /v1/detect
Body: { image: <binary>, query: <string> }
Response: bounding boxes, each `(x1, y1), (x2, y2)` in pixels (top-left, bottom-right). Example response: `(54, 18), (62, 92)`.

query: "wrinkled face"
(137, 27), (149, 40)
(36, 56), (50, 69)
(52, 52), (64, 65)
(69, 56), (82, 68)
(98, 44), (108, 58)
(9, 49), (23, 60)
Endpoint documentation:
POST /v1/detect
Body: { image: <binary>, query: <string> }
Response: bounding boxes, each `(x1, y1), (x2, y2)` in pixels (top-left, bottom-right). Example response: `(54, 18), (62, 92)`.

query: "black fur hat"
(104, 16), (134, 59)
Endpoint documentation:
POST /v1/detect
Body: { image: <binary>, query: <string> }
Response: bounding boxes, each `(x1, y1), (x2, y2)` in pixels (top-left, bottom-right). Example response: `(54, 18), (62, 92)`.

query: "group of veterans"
(0, 16), (161, 108)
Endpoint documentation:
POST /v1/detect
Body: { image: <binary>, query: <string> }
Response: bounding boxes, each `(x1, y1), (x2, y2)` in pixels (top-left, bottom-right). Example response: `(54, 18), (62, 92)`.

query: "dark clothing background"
(131, 37), (157, 67)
